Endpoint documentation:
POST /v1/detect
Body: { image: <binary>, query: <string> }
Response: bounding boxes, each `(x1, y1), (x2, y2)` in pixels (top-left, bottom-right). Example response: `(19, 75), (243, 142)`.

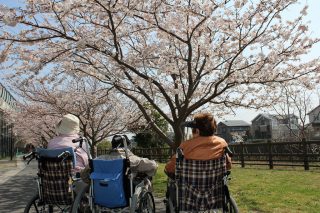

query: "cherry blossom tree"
(5, 102), (58, 148)
(1, 0), (320, 148)
(6, 76), (142, 156)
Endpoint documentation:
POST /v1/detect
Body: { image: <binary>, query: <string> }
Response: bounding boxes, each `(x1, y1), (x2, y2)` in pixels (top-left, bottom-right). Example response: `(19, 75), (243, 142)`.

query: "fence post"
(302, 138), (309, 170)
(240, 142), (245, 168)
(268, 140), (273, 169)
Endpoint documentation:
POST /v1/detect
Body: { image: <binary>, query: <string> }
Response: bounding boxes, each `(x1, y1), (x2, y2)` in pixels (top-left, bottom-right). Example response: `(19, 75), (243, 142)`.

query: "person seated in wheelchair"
(83, 135), (158, 211)
(48, 114), (89, 173)
(165, 112), (231, 177)
(97, 134), (158, 179)
(164, 113), (232, 211)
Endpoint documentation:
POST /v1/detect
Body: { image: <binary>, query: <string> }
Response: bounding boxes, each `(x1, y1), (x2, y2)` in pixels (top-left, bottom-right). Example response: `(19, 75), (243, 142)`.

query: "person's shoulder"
(180, 137), (206, 150)
(213, 135), (226, 141)
(212, 135), (228, 146)
(180, 137), (198, 147)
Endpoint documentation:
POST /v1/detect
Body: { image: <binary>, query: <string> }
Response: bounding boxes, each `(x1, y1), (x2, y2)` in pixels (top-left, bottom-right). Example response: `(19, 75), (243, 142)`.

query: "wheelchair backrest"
(90, 158), (130, 208)
(37, 147), (76, 167)
(175, 151), (227, 212)
(36, 147), (75, 205)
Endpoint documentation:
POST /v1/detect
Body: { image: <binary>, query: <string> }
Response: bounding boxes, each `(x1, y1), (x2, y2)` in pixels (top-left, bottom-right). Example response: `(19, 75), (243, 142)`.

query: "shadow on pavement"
(0, 161), (37, 213)
(0, 161), (166, 213)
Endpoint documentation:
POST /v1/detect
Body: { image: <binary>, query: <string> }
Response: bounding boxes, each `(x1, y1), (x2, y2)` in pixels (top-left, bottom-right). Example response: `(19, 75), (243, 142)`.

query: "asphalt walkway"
(0, 157), (165, 212)
(0, 157), (37, 213)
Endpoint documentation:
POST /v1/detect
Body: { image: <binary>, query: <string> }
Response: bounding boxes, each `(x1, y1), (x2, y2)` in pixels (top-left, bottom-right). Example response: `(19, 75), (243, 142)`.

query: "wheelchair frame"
(165, 148), (239, 213)
(23, 137), (92, 213)
(23, 148), (81, 213)
(71, 135), (156, 213)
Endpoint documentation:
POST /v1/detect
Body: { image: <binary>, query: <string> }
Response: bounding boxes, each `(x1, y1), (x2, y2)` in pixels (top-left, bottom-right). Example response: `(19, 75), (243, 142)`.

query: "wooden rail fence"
(228, 139), (320, 170)
(97, 139), (320, 170)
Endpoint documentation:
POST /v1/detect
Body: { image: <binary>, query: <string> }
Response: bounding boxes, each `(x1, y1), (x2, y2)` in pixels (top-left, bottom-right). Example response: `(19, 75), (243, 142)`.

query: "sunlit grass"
(152, 163), (168, 197)
(153, 163), (320, 213)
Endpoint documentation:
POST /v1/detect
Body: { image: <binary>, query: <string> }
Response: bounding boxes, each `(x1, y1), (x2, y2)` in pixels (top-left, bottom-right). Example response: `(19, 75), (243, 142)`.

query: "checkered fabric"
(176, 156), (226, 212)
(39, 157), (73, 205)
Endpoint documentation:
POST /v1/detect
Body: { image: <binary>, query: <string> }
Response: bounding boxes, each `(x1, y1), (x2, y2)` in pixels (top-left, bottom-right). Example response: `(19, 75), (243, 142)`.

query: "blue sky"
(1, 0), (320, 122)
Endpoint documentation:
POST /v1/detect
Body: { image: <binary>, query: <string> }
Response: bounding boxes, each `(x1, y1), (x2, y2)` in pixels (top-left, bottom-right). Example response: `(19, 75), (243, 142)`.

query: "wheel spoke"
(32, 201), (39, 213)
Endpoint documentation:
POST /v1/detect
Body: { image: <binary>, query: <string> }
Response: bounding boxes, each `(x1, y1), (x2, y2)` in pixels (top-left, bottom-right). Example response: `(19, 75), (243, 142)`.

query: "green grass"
(153, 163), (168, 197)
(153, 163), (320, 213)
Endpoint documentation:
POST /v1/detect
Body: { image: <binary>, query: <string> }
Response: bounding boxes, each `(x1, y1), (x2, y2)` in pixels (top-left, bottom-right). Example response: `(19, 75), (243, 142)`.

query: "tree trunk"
(91, 145), (97, 158)
(172, 124), (185, 151)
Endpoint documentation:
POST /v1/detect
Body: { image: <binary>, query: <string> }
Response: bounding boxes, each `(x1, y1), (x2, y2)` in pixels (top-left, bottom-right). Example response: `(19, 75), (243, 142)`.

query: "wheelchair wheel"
(71, 184), (91, 213)
(137, 191), (155, 213)
(165, 196), (175, 213)
(226, 196), (238, 213)
(24, 194), (53, 213)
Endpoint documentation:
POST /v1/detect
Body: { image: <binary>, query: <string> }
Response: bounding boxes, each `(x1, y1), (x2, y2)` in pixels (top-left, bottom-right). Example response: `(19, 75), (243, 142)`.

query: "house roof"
(219, 120), (251, 127)
(251, 113), (298, 122)
(251, 113), (271, 122)
(307, 105), (320, 115)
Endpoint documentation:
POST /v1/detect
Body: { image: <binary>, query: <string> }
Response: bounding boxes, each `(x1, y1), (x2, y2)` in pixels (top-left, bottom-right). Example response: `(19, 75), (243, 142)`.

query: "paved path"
(0, 159), (37, 213)
(155, 197), (166, 213)
(0, 158), (166, 212)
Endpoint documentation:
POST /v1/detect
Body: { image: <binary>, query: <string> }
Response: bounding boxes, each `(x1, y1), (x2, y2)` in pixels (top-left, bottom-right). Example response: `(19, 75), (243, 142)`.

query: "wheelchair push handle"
(23, 152), (33, 160)
(72, 136), (85, 148)
(176, 148), (184, 162)
(225, 146), (233, 157)
(23, 151), (37, 164)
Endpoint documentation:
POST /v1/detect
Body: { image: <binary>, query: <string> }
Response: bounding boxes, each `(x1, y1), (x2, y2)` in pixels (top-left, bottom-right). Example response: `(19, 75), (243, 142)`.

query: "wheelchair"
(71, 140), (156, 213)
(23, 147), (82, 213)
(165, 148), (238, 213)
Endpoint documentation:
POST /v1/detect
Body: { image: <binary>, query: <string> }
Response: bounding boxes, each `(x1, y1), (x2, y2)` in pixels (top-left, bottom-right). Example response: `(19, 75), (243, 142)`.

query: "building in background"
(0, 83), (16, 159)
(251, 113), (299, 141)
(307, 105), (320, 139)
(217, 120), (251, 143)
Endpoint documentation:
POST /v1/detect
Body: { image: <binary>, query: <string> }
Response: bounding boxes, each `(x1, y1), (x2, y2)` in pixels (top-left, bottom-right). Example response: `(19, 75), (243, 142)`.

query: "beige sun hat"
(56, 114), (80, 135)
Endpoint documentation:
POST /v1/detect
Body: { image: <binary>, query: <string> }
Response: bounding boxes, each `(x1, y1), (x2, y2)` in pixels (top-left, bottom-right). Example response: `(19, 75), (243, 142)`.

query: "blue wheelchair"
(71, 138), (156, 213)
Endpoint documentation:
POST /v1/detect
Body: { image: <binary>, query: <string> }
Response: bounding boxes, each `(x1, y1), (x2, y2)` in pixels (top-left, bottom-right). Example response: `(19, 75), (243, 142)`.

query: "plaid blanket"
(176, 156), (226, 212)
(39, 157), (73, 205)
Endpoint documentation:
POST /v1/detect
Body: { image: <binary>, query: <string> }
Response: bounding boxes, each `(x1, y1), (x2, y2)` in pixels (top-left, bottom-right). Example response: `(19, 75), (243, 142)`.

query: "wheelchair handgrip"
(72, 137), (82, 143)
(176, 148), (184, 161)
(225, 147), (233, 157)
(23, 152), (34, 160)
(72, 137), (83, 148)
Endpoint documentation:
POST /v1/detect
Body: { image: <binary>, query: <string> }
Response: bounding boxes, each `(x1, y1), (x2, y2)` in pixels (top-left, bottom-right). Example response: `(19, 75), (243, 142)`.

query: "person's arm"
(129, 155), (158, 176)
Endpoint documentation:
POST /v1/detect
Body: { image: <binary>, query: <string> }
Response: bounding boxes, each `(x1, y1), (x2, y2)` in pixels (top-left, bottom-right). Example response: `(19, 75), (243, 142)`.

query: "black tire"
(24, 194), (53, 213)
(226, 196), (239, 213)
(138, 191), (155, 213)
(71, 184), (91, 213)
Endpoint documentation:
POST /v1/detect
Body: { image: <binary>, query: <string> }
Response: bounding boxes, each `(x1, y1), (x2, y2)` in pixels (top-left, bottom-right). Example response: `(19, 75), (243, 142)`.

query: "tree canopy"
(1, 0), (319, 148)
(5, 76), (142, 156)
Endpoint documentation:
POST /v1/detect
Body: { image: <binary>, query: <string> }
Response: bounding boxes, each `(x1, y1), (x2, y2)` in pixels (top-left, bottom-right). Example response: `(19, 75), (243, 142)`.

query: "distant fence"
(228, 139), (320, 170)
(97, 140), (320, 170)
